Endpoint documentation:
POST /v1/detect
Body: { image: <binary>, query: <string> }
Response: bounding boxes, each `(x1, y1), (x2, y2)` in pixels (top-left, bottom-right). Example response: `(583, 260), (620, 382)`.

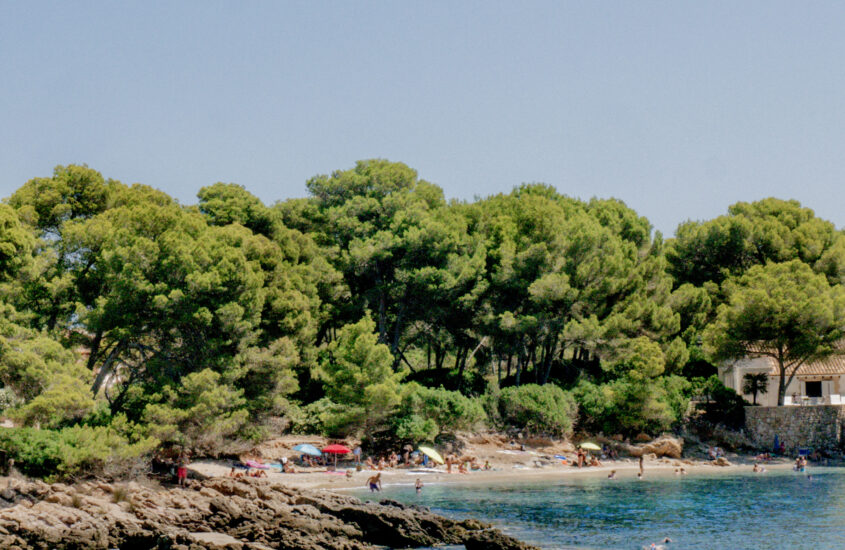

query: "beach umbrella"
(579, 442), (601, 451)
(322, 444), (352, 454)
(418, 446), (444, 465)
(322, 444), (351, 468)
(293, 444), (322, 457)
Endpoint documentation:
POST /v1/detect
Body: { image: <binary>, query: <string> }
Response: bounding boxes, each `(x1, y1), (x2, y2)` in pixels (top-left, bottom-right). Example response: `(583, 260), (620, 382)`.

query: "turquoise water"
(350, 468), (845, 549)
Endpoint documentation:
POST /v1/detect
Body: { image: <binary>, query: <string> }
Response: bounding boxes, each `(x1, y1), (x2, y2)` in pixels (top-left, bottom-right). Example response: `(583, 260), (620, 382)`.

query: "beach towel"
(246, 460), (270, 469)
(554, 454), (569, 461)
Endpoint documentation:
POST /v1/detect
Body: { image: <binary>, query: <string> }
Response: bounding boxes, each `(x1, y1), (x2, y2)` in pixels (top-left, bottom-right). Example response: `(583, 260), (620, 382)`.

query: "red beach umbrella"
(322, 444), (351, 468)
(322, 444), (352, 454)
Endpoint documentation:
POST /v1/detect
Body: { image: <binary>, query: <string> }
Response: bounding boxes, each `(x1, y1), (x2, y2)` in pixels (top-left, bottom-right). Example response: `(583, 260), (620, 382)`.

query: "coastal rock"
(0, 478), (538, 550)
(627, 436), (684, 459)
(712, 457), (731, 467)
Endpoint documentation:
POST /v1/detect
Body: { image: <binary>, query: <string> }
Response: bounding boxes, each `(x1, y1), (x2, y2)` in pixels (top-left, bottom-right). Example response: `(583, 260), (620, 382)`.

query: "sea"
(348, 467), (845, 549)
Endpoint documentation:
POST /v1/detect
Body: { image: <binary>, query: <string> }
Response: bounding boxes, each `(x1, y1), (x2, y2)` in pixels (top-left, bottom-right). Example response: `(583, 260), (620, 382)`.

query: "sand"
(186, 434), (797, 491)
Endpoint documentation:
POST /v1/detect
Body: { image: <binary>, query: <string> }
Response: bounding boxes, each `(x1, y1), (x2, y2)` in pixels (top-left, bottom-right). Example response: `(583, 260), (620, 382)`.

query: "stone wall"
(745, 405), (845, 451)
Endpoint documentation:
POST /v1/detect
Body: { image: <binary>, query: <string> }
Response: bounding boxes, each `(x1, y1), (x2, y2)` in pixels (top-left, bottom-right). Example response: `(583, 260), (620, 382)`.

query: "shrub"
(0, 422), (157, 481)
(142, 369), (249, 454)
(573, 375), (691, 436)
(493, 384), (577, 436)
(688, 375), (746, 429)
(291, 397), (361, 438)
(393, 383), (487, 442)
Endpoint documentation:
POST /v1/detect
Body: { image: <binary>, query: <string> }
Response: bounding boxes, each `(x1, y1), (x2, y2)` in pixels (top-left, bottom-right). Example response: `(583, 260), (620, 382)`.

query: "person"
(458, 461), (468, 474)
(637, 471), (643, 480)
(365, 456), (376, 470)
(353, 446), (362, 465)
(367, 472), (382, 492)
(753, 463), (760, 473)
(483, 460), (491, 471)
(446, 455), (453, 474)
(590, 455), (601, 467)
(608, 470), (617, 480)
(638, 455), (644, 475)
(415, 478), (423, 494)
(680, 467), (687, 475)
(177, 459), (188, 487)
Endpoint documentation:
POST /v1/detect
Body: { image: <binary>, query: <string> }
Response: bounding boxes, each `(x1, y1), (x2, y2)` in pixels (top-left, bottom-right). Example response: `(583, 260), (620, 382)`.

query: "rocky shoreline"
(0, 477), (537, 550)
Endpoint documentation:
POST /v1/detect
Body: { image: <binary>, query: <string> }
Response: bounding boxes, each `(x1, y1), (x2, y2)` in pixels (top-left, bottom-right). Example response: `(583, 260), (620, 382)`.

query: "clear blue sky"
(2, 1), (844, 236)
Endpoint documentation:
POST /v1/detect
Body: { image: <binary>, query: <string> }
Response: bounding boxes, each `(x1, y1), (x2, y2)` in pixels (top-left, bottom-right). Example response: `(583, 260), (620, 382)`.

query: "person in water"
(367, 472), (382, 492)
(607, 470), (617, 479)
(415, 478), (423, 493)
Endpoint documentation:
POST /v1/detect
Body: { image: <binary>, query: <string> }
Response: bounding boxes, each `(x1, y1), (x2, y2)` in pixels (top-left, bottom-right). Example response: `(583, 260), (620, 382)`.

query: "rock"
(0, 478), (537, 550)
(712, 457), (732, 466)
(627, 436), (684, 459)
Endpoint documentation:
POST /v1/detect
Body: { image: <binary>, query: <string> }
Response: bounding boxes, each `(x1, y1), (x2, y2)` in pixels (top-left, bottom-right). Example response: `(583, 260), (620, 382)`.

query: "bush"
(393, 383), (487, 442)
(142, 369), (249, 454)
(493, 384), (577, 436)
(290, 397), (361, 438)
(573, 375), (691, 436)
(0, 421), (157, 481)
(688, 375), (746, 429)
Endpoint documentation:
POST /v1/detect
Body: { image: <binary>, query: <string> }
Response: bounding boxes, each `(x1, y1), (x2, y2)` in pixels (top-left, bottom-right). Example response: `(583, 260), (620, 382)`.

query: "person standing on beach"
(638, 455), (644, 475)
(177, 458), (188, 487)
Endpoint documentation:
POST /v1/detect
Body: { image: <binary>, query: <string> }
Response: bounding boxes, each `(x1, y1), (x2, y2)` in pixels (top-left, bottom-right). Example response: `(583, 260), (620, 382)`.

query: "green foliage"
(0, 420), (157, 480)
(291, 397), (360, 438)
(493, 384), (577, 436)
(704, 260), (845, 404)
(574, 375), (690, 436)
(5, 160), (845, 472)
(688, 375), (747, 429)
(393, 383), (487, 442)
(318, 315), (405, 435)
(142, 369), (249, 453)
(0, 204), (34, 282)
(742, 373), (769, 405)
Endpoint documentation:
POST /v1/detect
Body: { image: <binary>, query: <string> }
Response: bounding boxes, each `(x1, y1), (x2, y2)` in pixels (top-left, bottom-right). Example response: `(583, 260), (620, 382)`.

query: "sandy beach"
(186, 434), (798, 492)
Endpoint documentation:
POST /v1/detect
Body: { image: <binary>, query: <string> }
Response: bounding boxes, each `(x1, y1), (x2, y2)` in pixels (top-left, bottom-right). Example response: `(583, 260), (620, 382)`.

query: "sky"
(2, 1), (845, 236)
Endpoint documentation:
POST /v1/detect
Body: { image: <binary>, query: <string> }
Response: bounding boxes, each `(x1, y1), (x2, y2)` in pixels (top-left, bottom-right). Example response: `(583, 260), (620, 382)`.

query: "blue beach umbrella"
(293, 444), (322, 457)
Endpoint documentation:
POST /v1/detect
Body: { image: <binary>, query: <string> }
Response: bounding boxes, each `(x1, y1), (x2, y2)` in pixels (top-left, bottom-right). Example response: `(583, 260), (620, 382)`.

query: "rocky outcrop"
(626, 436), (683, 459)
(0, 478), (537, 550)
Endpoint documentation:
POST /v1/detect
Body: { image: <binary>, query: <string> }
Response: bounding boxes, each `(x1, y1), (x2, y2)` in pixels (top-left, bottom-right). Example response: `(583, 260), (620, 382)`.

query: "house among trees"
(719, 346), (845, 407)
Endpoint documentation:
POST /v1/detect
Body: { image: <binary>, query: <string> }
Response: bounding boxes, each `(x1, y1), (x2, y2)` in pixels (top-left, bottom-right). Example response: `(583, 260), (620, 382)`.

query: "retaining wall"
(745, 405), (845, 451)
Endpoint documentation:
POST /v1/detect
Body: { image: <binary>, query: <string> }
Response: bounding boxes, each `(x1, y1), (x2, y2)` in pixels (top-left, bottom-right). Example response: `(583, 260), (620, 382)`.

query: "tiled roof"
(747, 342), (845, 376)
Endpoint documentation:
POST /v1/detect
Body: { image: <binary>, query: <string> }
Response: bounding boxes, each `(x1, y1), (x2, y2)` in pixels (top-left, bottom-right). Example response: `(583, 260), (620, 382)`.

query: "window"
(805, 381), (822, 398)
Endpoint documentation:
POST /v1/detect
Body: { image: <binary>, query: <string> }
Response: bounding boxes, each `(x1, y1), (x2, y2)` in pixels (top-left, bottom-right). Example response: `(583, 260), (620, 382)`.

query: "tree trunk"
(86, 329), (103, 372)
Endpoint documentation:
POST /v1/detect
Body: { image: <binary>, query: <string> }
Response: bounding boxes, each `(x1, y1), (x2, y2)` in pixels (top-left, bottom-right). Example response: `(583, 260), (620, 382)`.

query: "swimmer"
(608, 470), (617, 480)
(637, 472), (643, 480)
(415, 478), (423, 494)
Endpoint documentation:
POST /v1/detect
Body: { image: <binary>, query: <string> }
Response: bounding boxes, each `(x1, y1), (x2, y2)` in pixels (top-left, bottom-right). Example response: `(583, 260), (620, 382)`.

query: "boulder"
(627, 436), (684, 459)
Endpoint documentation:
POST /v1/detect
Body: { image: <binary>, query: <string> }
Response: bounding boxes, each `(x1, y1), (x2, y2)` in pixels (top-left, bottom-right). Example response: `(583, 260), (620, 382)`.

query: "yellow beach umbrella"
(418, 446), (445, 465)
(579, 442), (601, 451)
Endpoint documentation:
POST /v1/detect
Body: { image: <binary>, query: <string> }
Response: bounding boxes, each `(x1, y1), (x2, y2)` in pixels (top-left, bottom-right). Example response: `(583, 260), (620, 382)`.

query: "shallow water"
(350, 467), (845, 549)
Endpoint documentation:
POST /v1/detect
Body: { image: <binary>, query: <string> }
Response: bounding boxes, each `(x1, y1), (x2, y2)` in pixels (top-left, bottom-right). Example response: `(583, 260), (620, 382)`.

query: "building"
(719, 348), (845, 406)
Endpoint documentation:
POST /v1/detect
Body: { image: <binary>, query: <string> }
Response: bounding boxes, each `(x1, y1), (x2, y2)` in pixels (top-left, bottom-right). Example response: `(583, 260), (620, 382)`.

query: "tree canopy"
(1, 161), (843, 478)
